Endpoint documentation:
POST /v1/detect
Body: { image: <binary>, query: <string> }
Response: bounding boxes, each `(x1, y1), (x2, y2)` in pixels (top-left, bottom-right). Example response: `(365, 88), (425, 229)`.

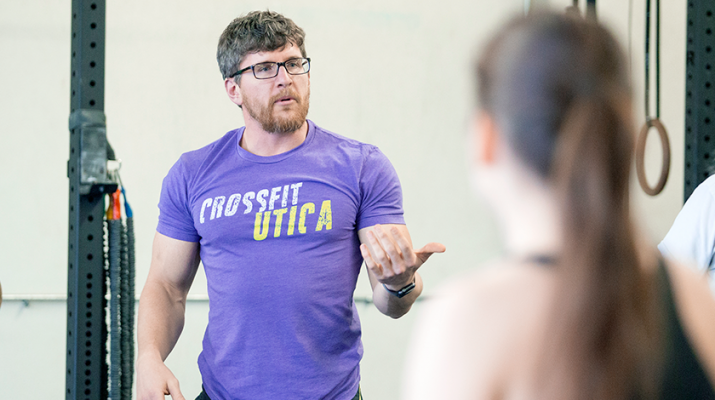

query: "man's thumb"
(167, 379), (185, 400)
(416, 242), (446, 262)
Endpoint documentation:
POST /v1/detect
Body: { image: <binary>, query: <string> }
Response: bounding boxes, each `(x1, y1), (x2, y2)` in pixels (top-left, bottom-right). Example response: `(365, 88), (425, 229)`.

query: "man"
(136, 10), (444, 400)
(659, 174), (715, 293)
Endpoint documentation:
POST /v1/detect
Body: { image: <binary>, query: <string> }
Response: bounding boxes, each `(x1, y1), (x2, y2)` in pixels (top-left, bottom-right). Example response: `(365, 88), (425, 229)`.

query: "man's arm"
(358, 224), (445, 318)
(659, 176), (715, 294)
(136, 232), (201, 400)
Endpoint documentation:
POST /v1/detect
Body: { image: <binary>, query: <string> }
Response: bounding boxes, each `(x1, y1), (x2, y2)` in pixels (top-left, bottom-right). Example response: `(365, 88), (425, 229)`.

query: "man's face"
(234, 45), (310, 134)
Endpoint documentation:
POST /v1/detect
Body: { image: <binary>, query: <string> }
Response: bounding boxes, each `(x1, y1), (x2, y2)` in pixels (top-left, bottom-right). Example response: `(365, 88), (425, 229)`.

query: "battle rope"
(121, 186), (135, 400)
(635, 0), (671, 196)
(106, 181), (135, 400)
(107, 189), (122, 400)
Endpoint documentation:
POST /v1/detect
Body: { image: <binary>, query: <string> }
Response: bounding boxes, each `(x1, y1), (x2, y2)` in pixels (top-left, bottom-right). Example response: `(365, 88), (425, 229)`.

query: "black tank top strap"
(523, 254), (558, 266)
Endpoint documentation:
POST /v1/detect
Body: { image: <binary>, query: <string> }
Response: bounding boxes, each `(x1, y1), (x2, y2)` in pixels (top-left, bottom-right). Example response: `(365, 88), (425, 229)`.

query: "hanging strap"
(636, 0), (671, 196)
(565, 0), (597, 20)
(586, 0), (597, 21)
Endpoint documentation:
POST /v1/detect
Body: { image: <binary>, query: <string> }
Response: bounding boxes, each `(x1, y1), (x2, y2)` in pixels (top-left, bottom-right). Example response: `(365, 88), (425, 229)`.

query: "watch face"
(395, 282), (416, 298)
(384, 280), (416, 298)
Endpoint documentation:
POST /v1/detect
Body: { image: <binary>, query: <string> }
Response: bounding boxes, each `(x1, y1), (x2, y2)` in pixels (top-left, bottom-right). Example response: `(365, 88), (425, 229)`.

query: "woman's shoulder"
(403, 261), (555, 399)
(420, 260), (555, 360)
(430, 259), (555, 310)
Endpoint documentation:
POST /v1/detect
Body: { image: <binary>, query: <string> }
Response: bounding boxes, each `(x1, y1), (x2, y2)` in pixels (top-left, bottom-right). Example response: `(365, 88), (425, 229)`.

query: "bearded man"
(136, 10), (444, 400)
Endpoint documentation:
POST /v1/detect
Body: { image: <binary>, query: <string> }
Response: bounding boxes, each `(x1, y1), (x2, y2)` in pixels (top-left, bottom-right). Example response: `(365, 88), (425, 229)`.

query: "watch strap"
(384, 279), (416, 298)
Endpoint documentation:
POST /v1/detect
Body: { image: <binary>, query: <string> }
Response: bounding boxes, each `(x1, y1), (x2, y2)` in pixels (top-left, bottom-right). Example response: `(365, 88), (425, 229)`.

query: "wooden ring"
(635, 117), (670, 196)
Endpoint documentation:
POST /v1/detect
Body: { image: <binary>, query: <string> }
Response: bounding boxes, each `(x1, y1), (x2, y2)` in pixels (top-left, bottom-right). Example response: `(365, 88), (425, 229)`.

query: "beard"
(243, 87), (310, 134)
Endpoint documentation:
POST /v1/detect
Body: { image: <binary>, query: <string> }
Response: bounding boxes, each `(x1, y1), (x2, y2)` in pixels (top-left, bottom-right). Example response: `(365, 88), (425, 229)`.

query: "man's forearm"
(373, 273), (423, 319)
(137, 281), (189, 361)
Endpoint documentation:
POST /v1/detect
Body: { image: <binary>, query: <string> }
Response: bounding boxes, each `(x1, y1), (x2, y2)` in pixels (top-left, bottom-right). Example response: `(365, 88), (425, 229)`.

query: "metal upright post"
(684, 0), (715, 201)
(66, 1), (115, 399)
(585, 0), (597, 21)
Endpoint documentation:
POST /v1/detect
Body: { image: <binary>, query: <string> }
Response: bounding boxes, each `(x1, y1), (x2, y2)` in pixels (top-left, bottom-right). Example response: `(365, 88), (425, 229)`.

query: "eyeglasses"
(230, 57), (311, 80)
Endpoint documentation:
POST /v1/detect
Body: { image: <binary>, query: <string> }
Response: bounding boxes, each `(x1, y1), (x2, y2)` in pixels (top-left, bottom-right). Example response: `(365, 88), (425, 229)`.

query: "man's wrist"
(384, 282), (408, 292)
(383, 277), (417, 298)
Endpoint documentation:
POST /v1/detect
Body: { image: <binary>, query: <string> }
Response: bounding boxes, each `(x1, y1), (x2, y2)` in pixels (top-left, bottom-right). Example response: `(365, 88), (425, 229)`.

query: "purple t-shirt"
(157, 120), (405, 399)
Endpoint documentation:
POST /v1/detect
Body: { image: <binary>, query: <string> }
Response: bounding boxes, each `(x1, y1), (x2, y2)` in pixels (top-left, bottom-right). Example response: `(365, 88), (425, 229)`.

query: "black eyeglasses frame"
(229, 57), (311, 80)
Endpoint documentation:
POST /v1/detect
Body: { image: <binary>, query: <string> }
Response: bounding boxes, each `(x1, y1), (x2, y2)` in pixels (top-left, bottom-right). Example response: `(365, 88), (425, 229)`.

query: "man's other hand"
(136, 354), (186, 400)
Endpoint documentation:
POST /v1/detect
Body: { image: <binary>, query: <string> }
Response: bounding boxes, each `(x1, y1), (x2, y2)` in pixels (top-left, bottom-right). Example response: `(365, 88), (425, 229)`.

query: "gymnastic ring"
(635, 117), (670, 196)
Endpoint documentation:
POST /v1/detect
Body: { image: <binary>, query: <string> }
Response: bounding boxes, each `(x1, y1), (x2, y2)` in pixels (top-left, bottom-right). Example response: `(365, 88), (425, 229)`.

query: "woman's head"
(475, 12), (632, 181)
(474, 13), (662, 399)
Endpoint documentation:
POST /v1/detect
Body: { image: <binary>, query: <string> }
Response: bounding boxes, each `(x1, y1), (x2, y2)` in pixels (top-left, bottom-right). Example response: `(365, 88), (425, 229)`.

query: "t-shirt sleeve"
(659, 175), (715, 273)
(356, 146), (405, 230)
(156, 157), (201, 242)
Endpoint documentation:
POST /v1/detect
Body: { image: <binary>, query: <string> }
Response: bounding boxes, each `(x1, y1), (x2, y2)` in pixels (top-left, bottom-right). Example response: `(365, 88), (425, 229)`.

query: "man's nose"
(274, 64), (292, 86)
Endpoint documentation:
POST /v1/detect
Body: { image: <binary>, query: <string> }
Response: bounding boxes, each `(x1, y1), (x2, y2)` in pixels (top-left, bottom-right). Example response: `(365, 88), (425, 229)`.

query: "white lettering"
(281, 185), (289, 208)
(224, 194), (241, 217)
(290, 182), (303, 206)
(201, 182), (304, 220)
(200, 198), (212, 224)
(243, 191), (255, 214)
(210, 196), (226, 220)
(256, 189), (269, 212)
(269, 187), (282, 211)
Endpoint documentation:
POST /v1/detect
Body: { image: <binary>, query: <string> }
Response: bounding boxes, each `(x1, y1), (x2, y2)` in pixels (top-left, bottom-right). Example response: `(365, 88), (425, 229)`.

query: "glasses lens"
(283, 58), (309, 75)
(254, 62), (278, 79)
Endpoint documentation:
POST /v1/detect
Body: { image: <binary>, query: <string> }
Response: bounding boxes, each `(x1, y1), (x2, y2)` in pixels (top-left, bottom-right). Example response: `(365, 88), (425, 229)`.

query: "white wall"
(0, 0), (688, 399)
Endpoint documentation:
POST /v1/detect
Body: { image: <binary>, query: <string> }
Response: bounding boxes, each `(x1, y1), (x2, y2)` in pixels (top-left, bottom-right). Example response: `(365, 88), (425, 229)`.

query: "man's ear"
(473, 112), (499, 165)
(225, 78), (243, 107)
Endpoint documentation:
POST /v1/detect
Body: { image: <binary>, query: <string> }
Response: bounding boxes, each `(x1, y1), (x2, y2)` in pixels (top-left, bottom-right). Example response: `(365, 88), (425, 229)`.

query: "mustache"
(270, 90), (300, 104)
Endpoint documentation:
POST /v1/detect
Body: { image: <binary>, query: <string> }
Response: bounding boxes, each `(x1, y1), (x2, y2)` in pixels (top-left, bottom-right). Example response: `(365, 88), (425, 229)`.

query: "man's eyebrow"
(253, 55), (303, 64)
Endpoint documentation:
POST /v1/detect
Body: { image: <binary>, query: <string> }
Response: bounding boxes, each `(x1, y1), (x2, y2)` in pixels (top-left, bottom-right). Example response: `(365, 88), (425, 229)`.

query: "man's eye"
(257, 64), (274, 72)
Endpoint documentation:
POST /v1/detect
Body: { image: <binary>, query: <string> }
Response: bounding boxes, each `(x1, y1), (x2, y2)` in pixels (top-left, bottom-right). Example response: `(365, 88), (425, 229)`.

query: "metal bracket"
(69, 109), (117, 195)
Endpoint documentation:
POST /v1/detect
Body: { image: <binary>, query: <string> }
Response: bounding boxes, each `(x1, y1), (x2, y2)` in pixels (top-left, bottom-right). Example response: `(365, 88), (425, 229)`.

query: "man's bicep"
(147, 231), (201, 295)
(357, 147), (405, 228)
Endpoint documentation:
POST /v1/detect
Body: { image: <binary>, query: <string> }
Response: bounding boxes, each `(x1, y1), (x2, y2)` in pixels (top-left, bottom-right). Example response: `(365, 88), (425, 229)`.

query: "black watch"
(383, 279), (416, 298)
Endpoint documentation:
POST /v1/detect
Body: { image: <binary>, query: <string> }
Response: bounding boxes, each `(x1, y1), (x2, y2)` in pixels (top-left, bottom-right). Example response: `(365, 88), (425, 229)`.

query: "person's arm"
(665, 257), (715, 387)
(358, 224), (445, 318)
(659, 176), (715, 274)
(136, 232), (201, 400)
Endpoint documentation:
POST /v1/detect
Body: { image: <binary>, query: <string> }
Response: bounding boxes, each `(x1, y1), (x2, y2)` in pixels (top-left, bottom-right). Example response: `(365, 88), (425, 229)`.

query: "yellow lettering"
(315, 200), (332, 231)
(298, 203), (315, 234)
(273, 208), (288, 237)
(253, 211), (271, 241)
(287, 206), (297, 236)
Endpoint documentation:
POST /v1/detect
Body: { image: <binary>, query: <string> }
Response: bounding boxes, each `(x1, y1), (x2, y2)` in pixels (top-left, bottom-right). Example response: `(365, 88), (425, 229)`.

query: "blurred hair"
(217, 10), (307, 80)
(477, 12), (662, 399)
